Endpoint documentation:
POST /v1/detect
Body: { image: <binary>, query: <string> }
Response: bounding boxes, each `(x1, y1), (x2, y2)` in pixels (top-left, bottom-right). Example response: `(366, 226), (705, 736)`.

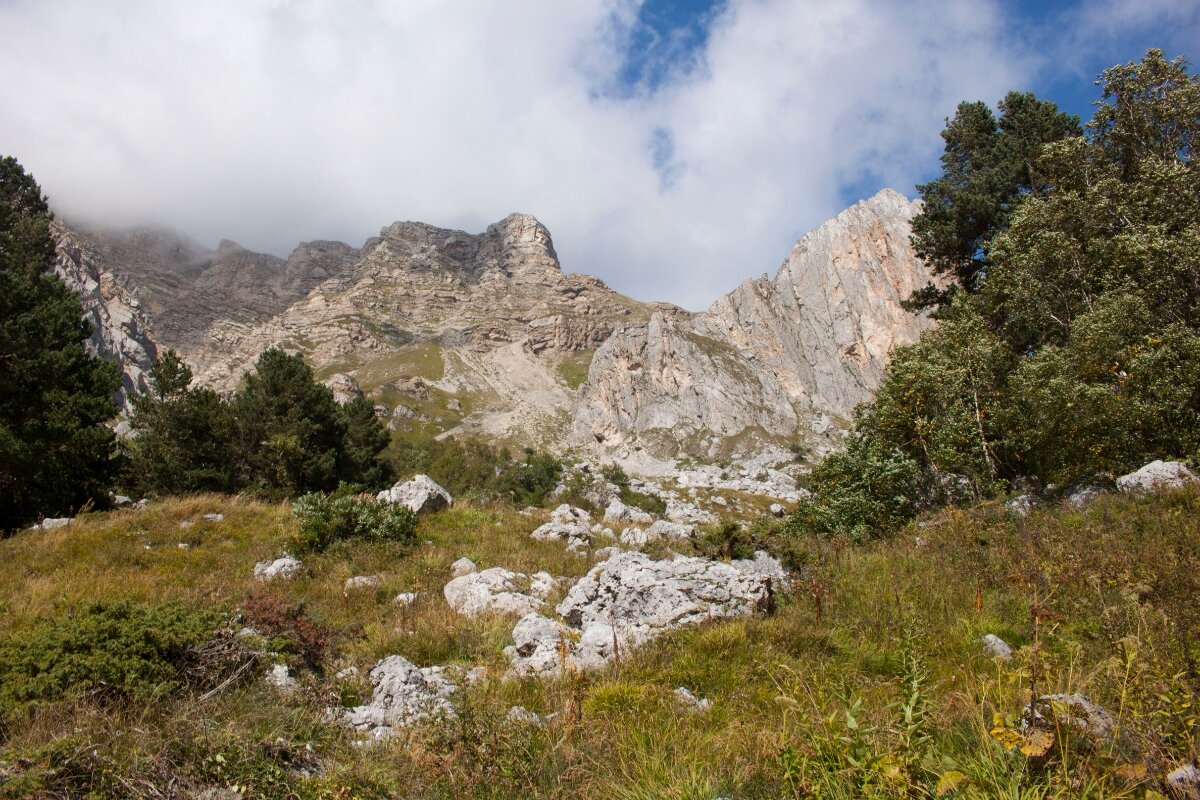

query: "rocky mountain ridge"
(53, 189), (937, 466)
(571, 189), (938, 465)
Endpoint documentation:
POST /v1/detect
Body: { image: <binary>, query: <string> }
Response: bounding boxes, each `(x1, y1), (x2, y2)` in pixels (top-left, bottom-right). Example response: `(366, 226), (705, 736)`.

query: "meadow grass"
(1, 487), (1197, 797)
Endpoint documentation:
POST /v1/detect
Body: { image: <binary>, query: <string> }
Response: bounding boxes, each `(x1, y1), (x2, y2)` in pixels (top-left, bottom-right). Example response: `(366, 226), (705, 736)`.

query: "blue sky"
(1, 0), (1196, 310)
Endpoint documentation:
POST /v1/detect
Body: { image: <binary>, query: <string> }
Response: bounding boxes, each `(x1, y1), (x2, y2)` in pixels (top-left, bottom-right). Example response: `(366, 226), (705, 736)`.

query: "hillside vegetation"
(1, 484), (1198, 798)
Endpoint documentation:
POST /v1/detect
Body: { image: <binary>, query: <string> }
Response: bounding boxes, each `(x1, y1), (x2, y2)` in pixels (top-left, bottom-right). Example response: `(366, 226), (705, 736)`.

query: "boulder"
(254, 555), (302, 581)
(1005, 495), (1039, 516)
(506, 550), (786, 676)
(325, 372), (363, 405)
(531, 504), (593, 550)
(35, 517), (71, 530)
(377, 475), (453, 515)
(604, 498), (653, 525)
(1067, 484), (1107, 510)
(443, 568), (544, 618)
(450, 557), (478, 577)
(1029, 694), (1115, 743)
(1117, 460), (1197, 493)
(768, 503), (786, 517)
(644, 519), (694, 541)
(342, 655), (456, 740)
(393, 592), (419, 607)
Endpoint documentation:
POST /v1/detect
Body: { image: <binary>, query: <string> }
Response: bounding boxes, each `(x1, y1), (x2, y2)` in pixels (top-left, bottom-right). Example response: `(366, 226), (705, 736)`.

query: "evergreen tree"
(0, 156), (120, 530)
(336, 396), (394, 490)
(232, 348), (348, 498)
(124, 351), (239, 496)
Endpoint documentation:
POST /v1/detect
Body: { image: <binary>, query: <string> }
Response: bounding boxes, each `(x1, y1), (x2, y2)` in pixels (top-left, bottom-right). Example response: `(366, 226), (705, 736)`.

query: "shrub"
(240, 591), (327, 669)
(291, 485), (417, 553)
(0, 602), (218, 715)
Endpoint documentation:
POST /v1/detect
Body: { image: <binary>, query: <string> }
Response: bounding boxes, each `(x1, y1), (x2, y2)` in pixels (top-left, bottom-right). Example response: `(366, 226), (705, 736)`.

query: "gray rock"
(202, 513), (224, 522)
(505, 705), (544, 726)
(768, 502), (785, 517)
(674, 686), (712, 712)
(645, 519), (694, 541)
(393, 592), (419, 607)
(377, 475), (453, 515)
(266, 663), (296, 692)
(443, 568), (544, 618)
(1030, 694), (1115, 742)
(1166, 764), (1200, 800)
(36, 517), (72, 530)
(254, 555), (302, 581)
(604, 498), (653, 525)
(325, 373), (363, 405)
(344, 575), (382, 592)
(342, 655), (456, 739)
(1117, 460), (1197, 493)
(450, 557), (478, 578)
(981, 634), (1013, 661)
(508, 550), (785, 676)
(531, 504), (594, 550)
(1067, 484), (1107, 509)
(619, 526), (648, 547)
(1005, 494), (1039, 516)
(110, 493), (134, 507)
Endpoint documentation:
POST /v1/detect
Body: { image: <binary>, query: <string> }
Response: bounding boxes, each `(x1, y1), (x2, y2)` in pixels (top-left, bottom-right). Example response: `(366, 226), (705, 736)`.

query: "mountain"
(52, 189), (936, 464)
(570, 189), (938, 465)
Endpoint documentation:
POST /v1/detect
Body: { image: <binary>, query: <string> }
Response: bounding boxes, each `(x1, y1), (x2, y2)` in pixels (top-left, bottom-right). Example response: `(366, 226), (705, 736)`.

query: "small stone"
(981, 634), (1013, 661)
(768, 502), (785, 517)
(110, 494), (134, 507)
(177, 542), (190, 550)
(266, 663), (296, 692)
(39, 517), (71, 530)
(505, 705), (543, 726)
(254, 555), (302, 581)
(179, 520), (194, 528)
(450, 557), (477, 577)
(673, 686), (712, 712)
(393, 592), (419, 607)
(202, 513), (224, 522)
(463, 666), (488, 686)
(344, 575), (382, 592)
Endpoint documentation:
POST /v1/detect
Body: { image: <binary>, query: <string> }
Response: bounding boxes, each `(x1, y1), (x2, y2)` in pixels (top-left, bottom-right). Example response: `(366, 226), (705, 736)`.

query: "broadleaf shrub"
(291, 486), (417, 553)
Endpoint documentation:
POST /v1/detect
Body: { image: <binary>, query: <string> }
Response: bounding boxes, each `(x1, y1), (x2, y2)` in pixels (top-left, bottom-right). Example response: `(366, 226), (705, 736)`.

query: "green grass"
(1, 487), (1197, 797)
(555, 352), (594, 390)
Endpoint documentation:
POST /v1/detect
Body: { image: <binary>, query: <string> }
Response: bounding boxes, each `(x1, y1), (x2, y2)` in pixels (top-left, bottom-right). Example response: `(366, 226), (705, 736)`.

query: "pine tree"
(0, 156), (120, 531)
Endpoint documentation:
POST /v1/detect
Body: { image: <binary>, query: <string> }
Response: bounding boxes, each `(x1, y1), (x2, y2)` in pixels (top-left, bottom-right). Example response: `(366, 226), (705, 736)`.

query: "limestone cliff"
(52, 222), (158, 413)
(572, 189), (938, 461)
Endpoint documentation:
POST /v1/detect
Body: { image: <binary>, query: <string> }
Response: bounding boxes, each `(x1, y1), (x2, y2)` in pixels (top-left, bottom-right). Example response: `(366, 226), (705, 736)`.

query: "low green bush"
(291, 485), (417, 553)
(0, 602), (219, 715)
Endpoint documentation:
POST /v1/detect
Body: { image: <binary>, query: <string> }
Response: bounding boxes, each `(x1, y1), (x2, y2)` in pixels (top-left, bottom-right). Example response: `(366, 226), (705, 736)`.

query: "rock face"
(572, 189), (939, 461)
(52, 222), (159, 413)
(507, 550), (786, 676)
(56, 190), (938, 464)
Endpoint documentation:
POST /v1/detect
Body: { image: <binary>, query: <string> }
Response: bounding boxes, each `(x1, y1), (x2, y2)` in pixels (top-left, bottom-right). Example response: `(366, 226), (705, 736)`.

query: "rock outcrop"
(572, 189), (939, 461)
(341, 655), (456, 739)
(52, 222), (159, 413)
(507, 550), (786, 676)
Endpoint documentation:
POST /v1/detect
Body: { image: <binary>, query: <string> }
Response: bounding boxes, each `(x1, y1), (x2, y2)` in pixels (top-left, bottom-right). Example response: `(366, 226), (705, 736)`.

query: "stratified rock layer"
(573, 189), (939, 460)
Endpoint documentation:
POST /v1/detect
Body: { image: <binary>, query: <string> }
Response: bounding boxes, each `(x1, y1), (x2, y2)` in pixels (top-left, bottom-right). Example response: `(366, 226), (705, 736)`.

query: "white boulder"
(254, 555), (302, 581)
(443, 568), (544, 618)
(450, 557), (478, 577)
(377, 475), (453, 515)
(341, 655), (456, 739)
(1116, 460), (1197, 493)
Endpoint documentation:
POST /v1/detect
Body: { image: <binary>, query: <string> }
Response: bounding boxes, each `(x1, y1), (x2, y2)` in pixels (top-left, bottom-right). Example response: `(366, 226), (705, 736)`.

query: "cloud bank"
(1, 0), (1195, 309)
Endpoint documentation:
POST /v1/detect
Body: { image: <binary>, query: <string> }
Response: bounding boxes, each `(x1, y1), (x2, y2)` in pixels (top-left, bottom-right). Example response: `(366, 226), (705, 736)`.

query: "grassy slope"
(1, 488), (1198, 798)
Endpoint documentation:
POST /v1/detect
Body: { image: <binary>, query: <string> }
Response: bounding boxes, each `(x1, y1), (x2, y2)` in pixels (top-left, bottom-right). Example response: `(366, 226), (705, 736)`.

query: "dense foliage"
(125, 348), (393, 499)
(0, 602), (218, 715)
(794, 50), (1200, 538)
(0, 157), (122, 531)
(390, 435), (562, 507)
(291, 486), (417, 553)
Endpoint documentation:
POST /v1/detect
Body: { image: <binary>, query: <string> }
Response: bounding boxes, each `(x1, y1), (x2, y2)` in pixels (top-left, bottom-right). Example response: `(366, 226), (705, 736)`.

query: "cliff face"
(571, 189), (939, 461)
(51, 222), (158, 413)
(54, 189), (937, 462)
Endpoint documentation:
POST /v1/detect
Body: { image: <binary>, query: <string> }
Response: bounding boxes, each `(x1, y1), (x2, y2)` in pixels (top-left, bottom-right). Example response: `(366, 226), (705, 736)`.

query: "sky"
(1, 0), (1197, 310)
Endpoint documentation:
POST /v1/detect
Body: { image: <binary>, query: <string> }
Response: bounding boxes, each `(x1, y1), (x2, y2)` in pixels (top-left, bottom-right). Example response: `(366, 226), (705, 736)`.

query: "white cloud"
(1, 0), (1050, 309)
